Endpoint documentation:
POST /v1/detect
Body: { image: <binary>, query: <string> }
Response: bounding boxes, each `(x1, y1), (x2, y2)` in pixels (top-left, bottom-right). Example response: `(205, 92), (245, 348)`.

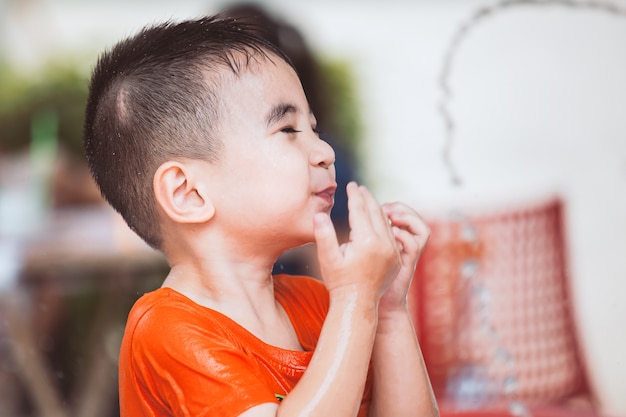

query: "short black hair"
(84, 15), (292, 249)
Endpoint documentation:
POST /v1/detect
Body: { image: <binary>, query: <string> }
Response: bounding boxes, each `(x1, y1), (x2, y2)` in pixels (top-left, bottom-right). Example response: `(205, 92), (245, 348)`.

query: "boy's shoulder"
(124, 287), (228, 344)
(118, 275), (331, 396)
(121, 287), (255, 361)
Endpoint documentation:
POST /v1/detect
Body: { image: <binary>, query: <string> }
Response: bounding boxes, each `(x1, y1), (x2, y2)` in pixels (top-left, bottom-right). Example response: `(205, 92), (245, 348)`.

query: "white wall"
(2, 0), (625, 414)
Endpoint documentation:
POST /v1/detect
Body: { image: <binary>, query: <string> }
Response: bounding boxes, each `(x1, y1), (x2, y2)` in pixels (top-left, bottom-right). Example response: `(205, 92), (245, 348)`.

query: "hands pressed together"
(263, 182), (438, 417)
(314, 181), (430, 313)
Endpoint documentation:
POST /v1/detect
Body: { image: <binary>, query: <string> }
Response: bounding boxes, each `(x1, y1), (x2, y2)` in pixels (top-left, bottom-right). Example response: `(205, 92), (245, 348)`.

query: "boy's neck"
(162, 261), (304, 351)
(163, 250), (275, 303)
(157, 220), (309, 350)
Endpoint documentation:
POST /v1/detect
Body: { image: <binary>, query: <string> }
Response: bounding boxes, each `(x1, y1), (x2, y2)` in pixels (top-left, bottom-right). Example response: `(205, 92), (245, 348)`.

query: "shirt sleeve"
(127, 303), (278, 417)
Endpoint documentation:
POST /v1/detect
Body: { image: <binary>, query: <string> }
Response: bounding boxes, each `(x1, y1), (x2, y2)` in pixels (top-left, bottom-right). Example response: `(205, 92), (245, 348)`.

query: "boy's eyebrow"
(265, 103), (298, 127)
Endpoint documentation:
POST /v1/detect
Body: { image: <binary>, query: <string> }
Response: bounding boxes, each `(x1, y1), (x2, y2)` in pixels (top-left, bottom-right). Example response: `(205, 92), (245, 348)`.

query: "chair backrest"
(409, 198), (585, 409)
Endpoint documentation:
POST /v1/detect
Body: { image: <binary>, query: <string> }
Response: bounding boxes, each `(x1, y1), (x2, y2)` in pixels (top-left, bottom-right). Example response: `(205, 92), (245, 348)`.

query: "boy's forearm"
(278, 288), (378, 417)
(369, 309), (439, 417)
(276, 183), (401, 416)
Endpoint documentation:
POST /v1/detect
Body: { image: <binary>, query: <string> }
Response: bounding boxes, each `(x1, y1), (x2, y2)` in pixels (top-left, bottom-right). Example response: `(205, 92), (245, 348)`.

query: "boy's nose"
(310, 137), (336, 169)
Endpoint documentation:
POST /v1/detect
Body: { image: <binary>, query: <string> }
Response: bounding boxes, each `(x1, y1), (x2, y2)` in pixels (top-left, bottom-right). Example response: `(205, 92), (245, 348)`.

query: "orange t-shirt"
(119, 274), (371, 416)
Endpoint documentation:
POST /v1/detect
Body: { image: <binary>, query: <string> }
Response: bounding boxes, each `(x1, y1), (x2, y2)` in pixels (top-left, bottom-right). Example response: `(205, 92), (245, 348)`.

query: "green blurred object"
(0, 56), (361, 158)
(30, 107), (59, 214)
(0, 62), (88, 156)
(319, 57), (364, 153)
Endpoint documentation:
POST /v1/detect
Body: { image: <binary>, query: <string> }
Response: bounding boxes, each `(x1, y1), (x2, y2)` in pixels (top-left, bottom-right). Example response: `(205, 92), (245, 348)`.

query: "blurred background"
(0, 0), (625, 416)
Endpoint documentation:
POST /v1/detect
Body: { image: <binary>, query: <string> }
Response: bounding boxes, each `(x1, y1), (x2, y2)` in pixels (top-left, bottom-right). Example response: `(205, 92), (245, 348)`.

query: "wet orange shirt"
(119, 274), (370, 416)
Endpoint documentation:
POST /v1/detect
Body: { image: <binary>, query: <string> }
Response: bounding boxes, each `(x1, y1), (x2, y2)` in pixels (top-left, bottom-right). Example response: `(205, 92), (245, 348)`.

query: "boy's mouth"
(315, 185), (337, 207)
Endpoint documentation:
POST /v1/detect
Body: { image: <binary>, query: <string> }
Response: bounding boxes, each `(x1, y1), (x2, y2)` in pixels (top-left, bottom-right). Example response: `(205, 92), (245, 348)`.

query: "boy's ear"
(153, 160), (215, 224)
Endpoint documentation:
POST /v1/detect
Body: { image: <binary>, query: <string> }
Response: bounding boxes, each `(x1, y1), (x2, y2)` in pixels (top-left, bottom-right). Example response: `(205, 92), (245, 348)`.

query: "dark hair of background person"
(221, 3), (329, 134)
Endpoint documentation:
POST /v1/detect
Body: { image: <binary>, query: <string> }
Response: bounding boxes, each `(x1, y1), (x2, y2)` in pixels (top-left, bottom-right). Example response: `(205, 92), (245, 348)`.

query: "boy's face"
(205, 54), (337, 250)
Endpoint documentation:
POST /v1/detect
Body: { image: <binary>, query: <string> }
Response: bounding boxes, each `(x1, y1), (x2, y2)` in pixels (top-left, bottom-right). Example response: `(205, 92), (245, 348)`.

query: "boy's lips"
(315, 184), (337, 206)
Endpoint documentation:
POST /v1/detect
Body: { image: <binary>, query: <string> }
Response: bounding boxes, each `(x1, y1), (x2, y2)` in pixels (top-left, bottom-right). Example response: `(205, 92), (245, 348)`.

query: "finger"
(392, 226), (421, 258)
(358, 186), (395, 239)
(314, 212), (341, 268)
(383, 202), (430, 244)
(346, 182), (374, 239)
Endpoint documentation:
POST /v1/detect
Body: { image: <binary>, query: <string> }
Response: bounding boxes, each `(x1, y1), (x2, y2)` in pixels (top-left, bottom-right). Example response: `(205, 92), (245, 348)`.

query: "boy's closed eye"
(281, 127), (302, 134)
(280, 126), (322, 136)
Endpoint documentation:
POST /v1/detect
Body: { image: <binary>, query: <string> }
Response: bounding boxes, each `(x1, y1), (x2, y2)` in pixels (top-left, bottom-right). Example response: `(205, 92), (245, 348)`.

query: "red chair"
(409, 198), (599, 417)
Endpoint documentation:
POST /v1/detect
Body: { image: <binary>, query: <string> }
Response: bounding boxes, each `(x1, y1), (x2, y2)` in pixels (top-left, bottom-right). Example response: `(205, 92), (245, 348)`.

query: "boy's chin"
(284, 233), (316, 250)
(290, 236), (316, 249)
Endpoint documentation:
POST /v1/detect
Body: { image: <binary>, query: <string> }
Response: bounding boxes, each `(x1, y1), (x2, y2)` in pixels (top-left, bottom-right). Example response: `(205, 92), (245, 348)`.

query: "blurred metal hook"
(438, 0), (626, 187)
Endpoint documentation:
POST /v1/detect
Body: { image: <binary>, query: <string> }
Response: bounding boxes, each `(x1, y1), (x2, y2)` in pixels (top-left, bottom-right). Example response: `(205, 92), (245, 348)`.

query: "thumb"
(314, 213), (341, 267)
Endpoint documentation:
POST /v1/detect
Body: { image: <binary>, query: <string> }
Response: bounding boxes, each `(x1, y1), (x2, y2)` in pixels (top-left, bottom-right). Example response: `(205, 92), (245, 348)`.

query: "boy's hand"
(378, 202), (430, 317)
(314, 182), (401, 302)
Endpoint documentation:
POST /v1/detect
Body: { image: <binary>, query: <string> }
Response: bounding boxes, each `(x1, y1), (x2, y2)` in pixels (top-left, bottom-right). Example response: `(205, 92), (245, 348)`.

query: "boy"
(84, 15), (438, 417)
